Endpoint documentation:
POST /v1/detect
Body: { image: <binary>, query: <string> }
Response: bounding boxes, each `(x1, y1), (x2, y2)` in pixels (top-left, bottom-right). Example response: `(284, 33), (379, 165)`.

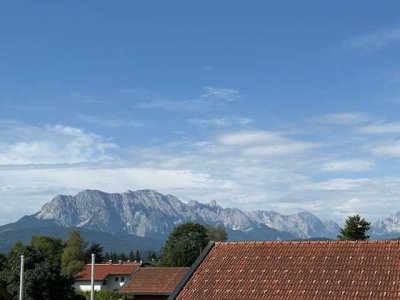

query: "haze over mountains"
(0, 189), (399, 252)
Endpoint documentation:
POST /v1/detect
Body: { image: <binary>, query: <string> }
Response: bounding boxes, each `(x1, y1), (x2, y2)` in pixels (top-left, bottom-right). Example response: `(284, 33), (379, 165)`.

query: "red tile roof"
(121, 267), (189, 295)
(174, 241), (400, 300)
(75, 263), (141, 281)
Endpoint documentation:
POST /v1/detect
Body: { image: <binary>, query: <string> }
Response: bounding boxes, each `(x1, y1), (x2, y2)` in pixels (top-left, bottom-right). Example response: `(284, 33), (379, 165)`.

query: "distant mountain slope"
(0, 189), (342, 252)
(371, 212), (400, 239)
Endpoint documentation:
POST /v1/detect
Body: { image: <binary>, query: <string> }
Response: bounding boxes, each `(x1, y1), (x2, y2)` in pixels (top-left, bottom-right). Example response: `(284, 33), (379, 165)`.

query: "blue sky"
(1, 1), (400, 225)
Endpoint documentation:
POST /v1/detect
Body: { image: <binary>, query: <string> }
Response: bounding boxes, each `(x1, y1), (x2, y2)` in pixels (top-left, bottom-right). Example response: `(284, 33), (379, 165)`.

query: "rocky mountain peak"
(34, 189), (339, 240)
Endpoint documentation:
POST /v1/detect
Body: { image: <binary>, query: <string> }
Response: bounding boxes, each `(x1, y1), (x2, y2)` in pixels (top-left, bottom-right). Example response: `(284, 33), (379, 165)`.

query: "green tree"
(85, 242), (104, 263)
(134, 250), (141, 262)
(0, 252), (8, 289)
(117, 253), (127, 261)
(338, 214), (371, 241)
(160, 222), (209, 267)
(204, 224), (228, 242)
(3, 237), (81, 300)
(61, 230), (85, 275)
(145, 250), (157, 262)
(30, 236), (65, 263)
(80, 290), (120, 300)
(129, 250), (134, 261)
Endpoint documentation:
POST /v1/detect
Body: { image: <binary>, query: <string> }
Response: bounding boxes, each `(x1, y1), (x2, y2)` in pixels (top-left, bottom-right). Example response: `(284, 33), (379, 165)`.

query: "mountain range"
(0, 189), (398, 253)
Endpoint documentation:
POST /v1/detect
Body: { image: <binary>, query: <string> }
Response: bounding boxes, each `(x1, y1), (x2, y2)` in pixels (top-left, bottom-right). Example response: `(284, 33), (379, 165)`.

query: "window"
(115, 277), (119, 282)
(121, 277), (125, 282)
(102, 280), (107, 285)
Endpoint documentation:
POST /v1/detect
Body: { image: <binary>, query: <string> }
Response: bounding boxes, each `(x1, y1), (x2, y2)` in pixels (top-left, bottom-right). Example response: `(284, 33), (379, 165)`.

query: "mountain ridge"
(34, 189), (339, 239)
(2, 189), (400, 253)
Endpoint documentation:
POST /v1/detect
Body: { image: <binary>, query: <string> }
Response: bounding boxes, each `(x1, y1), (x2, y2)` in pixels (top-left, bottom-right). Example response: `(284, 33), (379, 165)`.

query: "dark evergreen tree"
(134, 250), (141, 262)
(338, 214), (371, 240)
(117, 253), (127, 261)
(129, 250), (135, 261)
(85, 242), (104, 263)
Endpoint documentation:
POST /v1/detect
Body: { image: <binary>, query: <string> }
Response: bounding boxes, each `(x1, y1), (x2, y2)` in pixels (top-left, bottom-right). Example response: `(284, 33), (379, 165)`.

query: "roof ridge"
(214, 240), (400, 245)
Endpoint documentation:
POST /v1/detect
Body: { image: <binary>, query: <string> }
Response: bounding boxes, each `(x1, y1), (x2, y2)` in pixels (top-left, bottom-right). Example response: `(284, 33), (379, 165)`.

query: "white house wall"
(74, 280), (103, 292)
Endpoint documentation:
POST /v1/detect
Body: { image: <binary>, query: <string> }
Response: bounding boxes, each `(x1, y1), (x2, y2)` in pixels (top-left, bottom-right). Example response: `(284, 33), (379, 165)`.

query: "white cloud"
(77, 114), (144, 128)
(241, 143), (314, 157)
(187, 116), (253, 127)
(343, 26), (400, 51)
(322, 160), (375, 172)
(305, 178), (370, 191)
(0, 124), (117, 165)
(370, 141), (400, 157)
(199, 86), (241, 103)
(217, 130), (316, 157)
(136, 86), (241, 111)
(360, 122), (400, 134)
(316, 112), (371, 125)
(218, 131), (282, 146)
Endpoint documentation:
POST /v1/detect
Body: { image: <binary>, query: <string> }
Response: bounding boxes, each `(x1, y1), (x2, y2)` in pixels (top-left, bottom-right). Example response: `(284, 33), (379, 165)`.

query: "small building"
(74, 262), (141, 292)
(170, 240), (400, 299)
(120, 267), (189, 300)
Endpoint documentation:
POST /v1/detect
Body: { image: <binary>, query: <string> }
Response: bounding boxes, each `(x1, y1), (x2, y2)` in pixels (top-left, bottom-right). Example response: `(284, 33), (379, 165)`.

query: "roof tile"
(75, 263), (141, 281)
(121, 267), (189, 295)
(175, 241), (400, 299)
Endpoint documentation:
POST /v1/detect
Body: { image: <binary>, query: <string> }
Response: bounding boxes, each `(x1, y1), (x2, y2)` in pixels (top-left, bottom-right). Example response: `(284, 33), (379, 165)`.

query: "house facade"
(74, 262), (141, 292)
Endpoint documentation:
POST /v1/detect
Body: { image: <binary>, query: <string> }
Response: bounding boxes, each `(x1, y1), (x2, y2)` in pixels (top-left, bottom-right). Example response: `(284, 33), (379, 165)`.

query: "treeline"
(0, 222), (228, 300)
(0, 230), (161, 300)
(0, 233), (86, 300)
(103, 250), (157, 263)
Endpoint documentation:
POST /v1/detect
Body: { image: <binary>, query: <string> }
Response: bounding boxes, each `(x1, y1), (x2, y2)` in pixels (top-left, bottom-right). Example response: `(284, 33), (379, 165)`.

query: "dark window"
(102, 280), (107, 286)
(121, 277), (125, 282)
(115, 277), (119, 282)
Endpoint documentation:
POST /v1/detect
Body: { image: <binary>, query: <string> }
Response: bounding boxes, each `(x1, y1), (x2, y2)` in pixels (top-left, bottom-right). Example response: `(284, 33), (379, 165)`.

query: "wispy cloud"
(218, 131), (282, 146)
(136, 86), (241, 111)
(217, 130), (317, 157)
(343, 26), (400, 51)
(360, 122), (400, 134)
(322, 160), (375, 172)
(306, 178), (370, 191)
(199, 86), (241, 103)
(0, 124), (117, 165)
(187, 116), (253, 127)
(77, 114), (144, 128)
(370, 141), (400, 157)
(316, 112), (371, 125)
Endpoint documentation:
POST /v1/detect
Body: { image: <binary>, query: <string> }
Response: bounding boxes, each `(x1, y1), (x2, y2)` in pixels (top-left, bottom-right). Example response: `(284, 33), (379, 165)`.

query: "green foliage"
(80, 290), (120, 300)
(338, 214), (371, 241)
(160, 222), (210, 267)
(134, 250), (141, 262)
(61, 230), (85, 275)
(204, 224), (228, 242)
(2, 236), (80, 300)
(85, 242), (104, 263)
(145, 250), (158, 262)
(30, 236), (65, 263)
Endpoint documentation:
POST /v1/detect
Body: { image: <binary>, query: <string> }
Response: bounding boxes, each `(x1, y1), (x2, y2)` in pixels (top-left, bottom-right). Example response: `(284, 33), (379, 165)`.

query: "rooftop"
(172, 240), (400, 299)
(75, 262), (141, 281)
(121, 267), (189, 295)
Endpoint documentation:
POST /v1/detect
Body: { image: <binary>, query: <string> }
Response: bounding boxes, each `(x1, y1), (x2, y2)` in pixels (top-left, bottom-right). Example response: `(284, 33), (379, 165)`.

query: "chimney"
(118, 260), (122, 265)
